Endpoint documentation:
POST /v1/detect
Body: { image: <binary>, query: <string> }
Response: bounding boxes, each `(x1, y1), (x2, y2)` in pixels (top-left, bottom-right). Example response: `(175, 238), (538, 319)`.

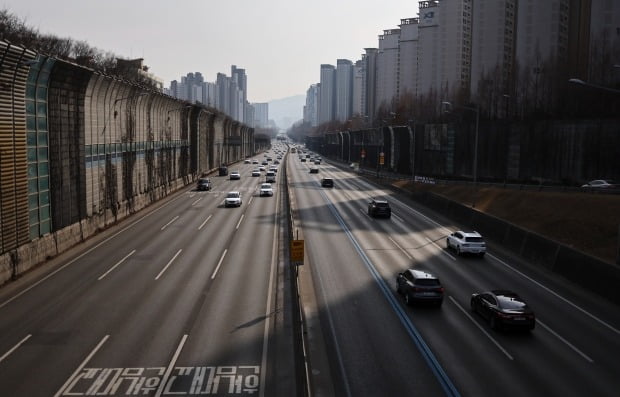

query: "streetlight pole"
(408, 119), (416, 182)
(473, 106), (479, 186)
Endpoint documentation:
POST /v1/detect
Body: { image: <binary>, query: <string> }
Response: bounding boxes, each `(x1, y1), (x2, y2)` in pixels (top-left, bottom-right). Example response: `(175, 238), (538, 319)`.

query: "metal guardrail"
(330, 158), (620, 195)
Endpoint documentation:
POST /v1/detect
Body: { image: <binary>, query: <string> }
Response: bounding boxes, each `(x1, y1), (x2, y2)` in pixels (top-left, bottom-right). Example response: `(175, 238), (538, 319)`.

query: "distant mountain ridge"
(267, 94), (305, 131)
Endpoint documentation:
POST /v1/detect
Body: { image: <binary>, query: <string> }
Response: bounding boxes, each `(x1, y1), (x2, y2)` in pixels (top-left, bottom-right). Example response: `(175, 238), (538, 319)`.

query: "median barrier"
(519, 233), (560, 270)
(502, 225), (529, 254)
(402, 189), (620, 305)
(470, 210), (509, 242)
(554, 247), (620, 304)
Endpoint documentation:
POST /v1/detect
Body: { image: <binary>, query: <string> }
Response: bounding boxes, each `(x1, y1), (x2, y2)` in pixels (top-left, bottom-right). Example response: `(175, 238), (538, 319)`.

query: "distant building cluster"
(304, 0), (620, 126)
(165, 66), (269, 128)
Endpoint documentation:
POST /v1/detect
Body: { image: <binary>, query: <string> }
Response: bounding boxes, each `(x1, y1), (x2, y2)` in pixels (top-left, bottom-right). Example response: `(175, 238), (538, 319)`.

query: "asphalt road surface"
(0, 152), (293, 397)
(288, 150), (620, 397)
(2, 145), (620, 397)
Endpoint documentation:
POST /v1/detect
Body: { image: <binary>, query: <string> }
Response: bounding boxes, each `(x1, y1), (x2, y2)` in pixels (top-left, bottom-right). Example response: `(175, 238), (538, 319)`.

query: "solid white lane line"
(211, 250), (228, 280)
(248, 196), (254, 205)
(427, 237), (457, 260)
(160, 215), (179, 231)
(198, 214), (212, 230)
(0, 190), (188, 309)
(536, 319), (594, 362)
(155, 334), (188, 397)
(390, 196), (454, 235)
(259, 183), (280, 397)
(0, 334), (31, 363)
(98, 250), (136, 280)
(488, 253), (620, 336)
(449, 296), (514, 361)
(191, 197), (202, 206)
(388, 236), (413, 260)
(155, 249), (182, 280)
(54, 335), (109, 397)
(236, 214), (245, 230)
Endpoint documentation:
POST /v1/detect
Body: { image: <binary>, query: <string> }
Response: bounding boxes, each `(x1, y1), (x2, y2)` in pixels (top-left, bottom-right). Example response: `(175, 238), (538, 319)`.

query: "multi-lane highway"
(0, 150), (294, 396)
(288, 149), (620, 397)
(2, 143), (620, 396)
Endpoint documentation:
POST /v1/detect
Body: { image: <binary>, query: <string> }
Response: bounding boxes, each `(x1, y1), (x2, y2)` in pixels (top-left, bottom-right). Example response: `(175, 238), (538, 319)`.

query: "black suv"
(196, 178), (211, 191)
(368, 199), (391, 218)
(396, 269), (444, 306)
(321, 178), (334, 188)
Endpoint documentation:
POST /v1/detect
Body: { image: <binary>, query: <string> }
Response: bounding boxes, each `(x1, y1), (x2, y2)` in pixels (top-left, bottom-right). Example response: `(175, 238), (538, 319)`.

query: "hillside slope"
(394, 181), (620, 265)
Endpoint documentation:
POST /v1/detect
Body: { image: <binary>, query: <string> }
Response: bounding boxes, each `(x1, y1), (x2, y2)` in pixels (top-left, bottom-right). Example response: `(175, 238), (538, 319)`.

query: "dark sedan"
(196, 178), (211, 191)
(470, 290), (535, 331)
(368, 199), (391, 218)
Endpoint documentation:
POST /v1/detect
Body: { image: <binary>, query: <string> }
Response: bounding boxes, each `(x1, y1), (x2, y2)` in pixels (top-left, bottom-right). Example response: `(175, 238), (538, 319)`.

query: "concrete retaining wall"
(0, 176), (190, 286)
(410, 190), (620, 305)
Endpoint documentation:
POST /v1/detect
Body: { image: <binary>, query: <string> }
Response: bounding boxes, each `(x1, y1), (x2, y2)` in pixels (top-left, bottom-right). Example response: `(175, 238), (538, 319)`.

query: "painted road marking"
(155, 249), (182, 280)
(161, 216), (180, 231)
(488, 253), (620, 336)
(211, 250), (228, 280)
(449, 296), (513, 360)
(536, 319), (593, 363)
(0, 191), (188, 309)
(0, 334), (31, 363)
(98, 250), (136, 280)
(57, 365), (260, 396)
(198, 214), (213, 230)
(236, 214), (245, 230)
(427, 237), (456, 261)
(155, 334), (188, 396)
(388, 236), (413, 260)
(191, 197), (202, 206)
(54, 335), (110, 397)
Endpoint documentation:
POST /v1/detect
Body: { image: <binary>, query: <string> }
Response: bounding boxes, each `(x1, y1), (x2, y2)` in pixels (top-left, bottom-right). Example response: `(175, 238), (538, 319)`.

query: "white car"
(446, 231), (486, 257)
(581, 179), (615, 189)
(251, 169), (261, 177)
(259, 183), (274, 196)
(224, 191), (242, 207)
(229, 170), (241, 180)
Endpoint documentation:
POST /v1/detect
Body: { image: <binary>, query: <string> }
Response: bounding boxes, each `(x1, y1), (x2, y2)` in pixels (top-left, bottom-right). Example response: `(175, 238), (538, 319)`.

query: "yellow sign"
(290, 240), (304, 263)
(379, 154), (385, 165)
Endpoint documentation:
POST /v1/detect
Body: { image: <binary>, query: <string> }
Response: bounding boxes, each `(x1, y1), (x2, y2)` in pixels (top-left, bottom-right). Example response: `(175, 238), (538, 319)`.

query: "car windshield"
(376, 202), (389, 207)
(497, 294), (527, 309)
(261, 184), (271, 189)
(227, 192), (239, 198)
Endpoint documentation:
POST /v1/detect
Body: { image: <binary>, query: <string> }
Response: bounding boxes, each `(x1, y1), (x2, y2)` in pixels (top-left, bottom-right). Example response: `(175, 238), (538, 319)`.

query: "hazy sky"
(2, 0), (419, 103)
